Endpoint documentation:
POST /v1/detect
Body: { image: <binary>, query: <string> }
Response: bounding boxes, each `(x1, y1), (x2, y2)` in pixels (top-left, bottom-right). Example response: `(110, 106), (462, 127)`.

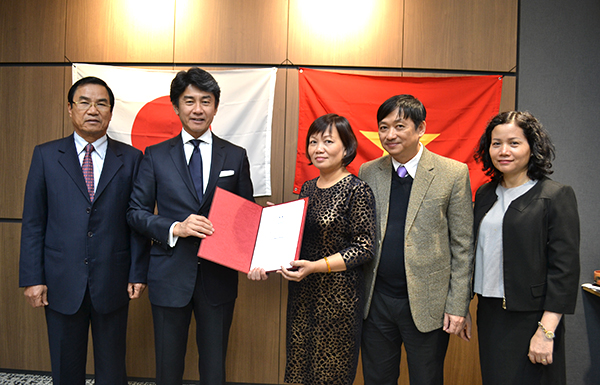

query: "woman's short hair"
(305, 114), (357, 167)
(475, 111), (555, 182)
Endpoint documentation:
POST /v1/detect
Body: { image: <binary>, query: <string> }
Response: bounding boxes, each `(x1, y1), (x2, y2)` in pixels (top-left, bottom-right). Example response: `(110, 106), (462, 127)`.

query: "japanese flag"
(72, 63), (277, 196)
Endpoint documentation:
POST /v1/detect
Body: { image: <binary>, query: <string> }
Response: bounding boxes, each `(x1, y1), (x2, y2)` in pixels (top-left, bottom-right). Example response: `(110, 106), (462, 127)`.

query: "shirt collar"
(181, 128), (213, 146)
(391, 143), (423, 178)
(73, 131), (108, 160)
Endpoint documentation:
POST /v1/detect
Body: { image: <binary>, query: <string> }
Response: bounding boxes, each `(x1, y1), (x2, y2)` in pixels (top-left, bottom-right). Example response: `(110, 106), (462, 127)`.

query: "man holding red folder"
(128, 67), (254, 385)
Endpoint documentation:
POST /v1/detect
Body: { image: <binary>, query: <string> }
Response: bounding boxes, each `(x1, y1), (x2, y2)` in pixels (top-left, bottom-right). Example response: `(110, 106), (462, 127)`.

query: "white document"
(250, 199), (308, 272)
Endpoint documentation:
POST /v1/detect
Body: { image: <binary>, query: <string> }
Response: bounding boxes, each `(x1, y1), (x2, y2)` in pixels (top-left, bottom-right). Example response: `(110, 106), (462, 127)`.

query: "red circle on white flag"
(131, 96), (182, 151)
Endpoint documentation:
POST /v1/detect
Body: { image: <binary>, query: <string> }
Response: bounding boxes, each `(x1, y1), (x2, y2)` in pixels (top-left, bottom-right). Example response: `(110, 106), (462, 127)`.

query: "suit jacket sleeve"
(444, 164), (474, 317)
(128, 149), (151, 283)
(127, 145), (177, 249)
(233, 148), (254, 202)
(543, 184), (580, 314)
(19, 146), (48, 287)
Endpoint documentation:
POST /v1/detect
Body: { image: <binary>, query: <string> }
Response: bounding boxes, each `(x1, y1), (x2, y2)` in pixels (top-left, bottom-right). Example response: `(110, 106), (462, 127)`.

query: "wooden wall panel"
(288, 0), (404, 67)
(0, 67), (65, 219)
(404, 0), (518, 72)
(0, 0), (67, 63)
(499, 75), (516, 113)
(0, 224), (51, 371)
(65, 0), (175, 63)
(174, 0), (288, 64)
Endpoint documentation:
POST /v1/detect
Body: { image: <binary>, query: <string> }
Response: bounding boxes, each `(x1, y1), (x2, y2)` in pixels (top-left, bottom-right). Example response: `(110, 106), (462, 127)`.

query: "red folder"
(198, 187), (308, 273)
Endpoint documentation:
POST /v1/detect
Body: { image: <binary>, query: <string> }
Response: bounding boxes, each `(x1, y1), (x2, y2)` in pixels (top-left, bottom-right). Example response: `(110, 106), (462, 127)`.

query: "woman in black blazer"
(472, 111), (580, 385)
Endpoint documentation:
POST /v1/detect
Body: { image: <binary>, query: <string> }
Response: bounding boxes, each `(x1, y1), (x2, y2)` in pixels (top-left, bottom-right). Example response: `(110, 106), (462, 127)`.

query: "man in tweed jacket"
(359, 95), (474, 385)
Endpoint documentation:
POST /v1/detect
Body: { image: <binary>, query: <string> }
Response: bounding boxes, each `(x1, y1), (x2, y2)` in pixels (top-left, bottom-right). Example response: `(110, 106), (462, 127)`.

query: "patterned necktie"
(82, 143), (95, 201)
(189, 139), (204, 202)
(397, 165), (408, 178)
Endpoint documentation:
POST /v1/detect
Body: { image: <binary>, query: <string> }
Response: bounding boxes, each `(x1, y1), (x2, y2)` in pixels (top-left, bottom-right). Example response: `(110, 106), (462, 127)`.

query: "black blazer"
(19, 135), (149, 315)
(473, 177), (580, 314)
(127, 133), (254, 307)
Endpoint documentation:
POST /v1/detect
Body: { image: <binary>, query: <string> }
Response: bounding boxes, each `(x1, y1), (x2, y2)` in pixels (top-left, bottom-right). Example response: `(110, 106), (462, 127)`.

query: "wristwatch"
(538, 321), (555, 340)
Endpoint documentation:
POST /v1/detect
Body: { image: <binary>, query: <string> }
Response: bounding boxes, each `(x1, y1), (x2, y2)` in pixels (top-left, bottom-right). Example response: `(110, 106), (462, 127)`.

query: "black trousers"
(361, 290), (449, 385)
(45, 289), (128, 385)
(477, 295), (566, 385)
(152, 263), (236, 385)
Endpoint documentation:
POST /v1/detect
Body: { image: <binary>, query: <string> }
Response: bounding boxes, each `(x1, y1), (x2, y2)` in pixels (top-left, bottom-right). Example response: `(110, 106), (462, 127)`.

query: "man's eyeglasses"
(72, 101), (111, 112)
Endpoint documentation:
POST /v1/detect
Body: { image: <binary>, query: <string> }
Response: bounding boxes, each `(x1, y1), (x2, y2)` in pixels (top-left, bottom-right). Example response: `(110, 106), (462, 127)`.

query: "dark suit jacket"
(127, 133), (254, 308)
(473, 177), (580, 314)
(359, 148), (474, 332)
(19, 135), (149, 315)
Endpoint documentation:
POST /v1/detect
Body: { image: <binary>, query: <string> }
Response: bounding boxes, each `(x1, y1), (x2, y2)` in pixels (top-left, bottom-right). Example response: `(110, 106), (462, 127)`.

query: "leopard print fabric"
(285, 175), (376, 385)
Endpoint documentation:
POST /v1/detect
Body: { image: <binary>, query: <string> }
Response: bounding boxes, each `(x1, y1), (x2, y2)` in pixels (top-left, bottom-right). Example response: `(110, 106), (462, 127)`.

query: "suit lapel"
(374, 156), (392, 237)
(203, 136), (226, 210)
(169, 135), (200, 204)
(405, 148), (435, 233)
(94, 138), (123, 202)
(57, 135), (91, 202)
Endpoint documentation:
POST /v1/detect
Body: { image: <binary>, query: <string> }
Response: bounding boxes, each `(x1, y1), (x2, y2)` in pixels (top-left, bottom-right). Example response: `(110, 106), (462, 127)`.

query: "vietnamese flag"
(72, 63), (277, 197)
(294, 68), (503, 196)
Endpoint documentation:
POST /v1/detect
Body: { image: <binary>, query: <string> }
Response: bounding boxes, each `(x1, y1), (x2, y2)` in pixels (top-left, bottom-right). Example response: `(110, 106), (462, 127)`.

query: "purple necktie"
(189, 139), (204, 202)
(397, 165), (408, 178)
(82, 143), (95, 201)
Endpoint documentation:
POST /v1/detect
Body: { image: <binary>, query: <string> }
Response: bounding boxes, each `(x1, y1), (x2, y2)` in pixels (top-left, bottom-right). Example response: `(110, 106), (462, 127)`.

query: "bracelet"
(324, 257), (331, 273)
(538, 321), (555, 340)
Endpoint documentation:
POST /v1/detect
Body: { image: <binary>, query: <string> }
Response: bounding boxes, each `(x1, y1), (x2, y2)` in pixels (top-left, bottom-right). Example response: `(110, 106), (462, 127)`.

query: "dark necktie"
(189, 139), (204, 202)
(82, 143), (95, 201)
(397, 165), (408, 178)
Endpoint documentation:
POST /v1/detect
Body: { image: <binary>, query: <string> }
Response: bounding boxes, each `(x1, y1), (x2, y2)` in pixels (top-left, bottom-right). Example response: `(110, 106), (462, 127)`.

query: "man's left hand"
(128, 283), (147, 299)
(443, 313), (466, 336)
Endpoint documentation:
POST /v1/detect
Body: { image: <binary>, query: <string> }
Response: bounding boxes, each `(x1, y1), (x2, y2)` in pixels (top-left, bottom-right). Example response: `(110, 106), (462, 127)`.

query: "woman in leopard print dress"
(255, 113), (375, 385)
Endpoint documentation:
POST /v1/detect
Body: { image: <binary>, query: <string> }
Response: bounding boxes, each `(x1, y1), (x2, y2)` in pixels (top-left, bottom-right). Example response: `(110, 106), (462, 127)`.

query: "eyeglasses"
(72, 100), (111, 112)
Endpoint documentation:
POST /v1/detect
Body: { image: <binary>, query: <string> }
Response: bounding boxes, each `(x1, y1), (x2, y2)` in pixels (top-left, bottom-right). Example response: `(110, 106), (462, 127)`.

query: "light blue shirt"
(474, 179), (537, 297)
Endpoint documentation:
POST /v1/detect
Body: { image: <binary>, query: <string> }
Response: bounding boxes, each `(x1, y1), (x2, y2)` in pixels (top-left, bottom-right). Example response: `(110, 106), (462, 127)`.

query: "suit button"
(86, 207), (91, 214)
(84, 258), (88, 264)
(87, 231), (93, 237)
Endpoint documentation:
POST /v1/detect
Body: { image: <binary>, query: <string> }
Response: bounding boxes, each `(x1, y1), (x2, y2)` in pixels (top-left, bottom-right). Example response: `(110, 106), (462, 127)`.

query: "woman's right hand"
(247, 267), (269, 281)
(278, 260), (316, 282)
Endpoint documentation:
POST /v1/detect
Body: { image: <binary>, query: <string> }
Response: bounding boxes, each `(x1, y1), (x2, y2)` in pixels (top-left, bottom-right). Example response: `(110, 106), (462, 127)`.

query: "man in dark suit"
(19, 76), (149, 385)
(359, 95), (474, 385)
(127, 67), (254, 385)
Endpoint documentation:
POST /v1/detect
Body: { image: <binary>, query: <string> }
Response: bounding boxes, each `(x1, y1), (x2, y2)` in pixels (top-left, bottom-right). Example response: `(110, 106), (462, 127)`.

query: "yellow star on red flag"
(360, 131), (441, 155)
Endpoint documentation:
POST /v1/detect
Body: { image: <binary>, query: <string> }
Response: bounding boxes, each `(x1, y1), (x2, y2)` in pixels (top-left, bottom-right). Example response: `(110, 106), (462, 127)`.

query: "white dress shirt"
(74, 131), (108, 193)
